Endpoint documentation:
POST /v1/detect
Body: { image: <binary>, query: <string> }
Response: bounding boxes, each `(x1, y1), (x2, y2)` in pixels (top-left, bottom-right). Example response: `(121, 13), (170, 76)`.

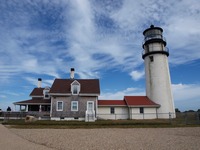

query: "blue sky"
(0, 0), (200, 111)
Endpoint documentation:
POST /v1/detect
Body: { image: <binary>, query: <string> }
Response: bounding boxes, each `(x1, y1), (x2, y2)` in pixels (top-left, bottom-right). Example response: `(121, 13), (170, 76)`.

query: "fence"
(97, 112), (200, 125)
(1, 111), (200, 125)
(0, 111), (27, 121)
(174, 112), (200, 125)
(97, 112), (176, 120)
(0, 111), (50, 121)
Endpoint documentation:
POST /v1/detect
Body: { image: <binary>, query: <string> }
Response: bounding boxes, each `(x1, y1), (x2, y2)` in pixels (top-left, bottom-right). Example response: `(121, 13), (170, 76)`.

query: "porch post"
(26, 105), (28, 112)
(20, 105), (22, 111)
(39, 105), (42, 112)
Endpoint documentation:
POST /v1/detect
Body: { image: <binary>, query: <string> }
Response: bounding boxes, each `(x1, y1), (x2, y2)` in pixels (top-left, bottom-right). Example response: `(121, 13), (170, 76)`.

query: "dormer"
(71, 80), (80, 95)
(43, 86), (50, 99)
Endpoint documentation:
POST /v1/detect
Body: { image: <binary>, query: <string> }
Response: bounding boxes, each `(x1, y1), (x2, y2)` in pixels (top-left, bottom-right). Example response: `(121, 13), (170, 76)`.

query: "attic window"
(73, 85), (78, 94)
(43, 86), (50, 99)
(44, 91), (50, 99)
(71, 80), (80, 95)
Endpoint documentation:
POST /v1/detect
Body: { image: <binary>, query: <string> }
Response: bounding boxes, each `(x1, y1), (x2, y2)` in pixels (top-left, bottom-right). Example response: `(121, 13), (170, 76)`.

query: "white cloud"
(172, 83), (200, 111)
(100, 83), (200, 111)
(0, 0), (200, 111)
(24, 77), (53, 88)
(0, 95), (7, 98)
(99, 87), (145, 100)
(129, 70), (144, 81)
(172, 83), (200, 101)
(1, 0), (199, 80)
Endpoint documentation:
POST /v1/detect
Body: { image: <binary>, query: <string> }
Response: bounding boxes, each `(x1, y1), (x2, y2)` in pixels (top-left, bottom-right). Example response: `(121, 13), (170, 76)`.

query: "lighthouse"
(142, 25), (175, 118)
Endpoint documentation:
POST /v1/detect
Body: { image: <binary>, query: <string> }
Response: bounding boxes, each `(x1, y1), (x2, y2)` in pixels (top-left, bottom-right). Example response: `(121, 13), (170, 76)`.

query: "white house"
(98, 96), (160, 120)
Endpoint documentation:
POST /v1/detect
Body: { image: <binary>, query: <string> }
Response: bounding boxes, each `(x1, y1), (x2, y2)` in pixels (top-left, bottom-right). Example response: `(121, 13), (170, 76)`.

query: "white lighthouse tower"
(142, 25), (175, 118)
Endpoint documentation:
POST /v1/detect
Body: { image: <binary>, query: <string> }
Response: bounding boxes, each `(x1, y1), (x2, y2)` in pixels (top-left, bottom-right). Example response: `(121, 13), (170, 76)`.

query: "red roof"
(98, 100), (126, 106)
(30, 88), (44, 96)
(49, 79), (100, 95)
(14, 98), (50, 105)
(124, 96), (160, 107)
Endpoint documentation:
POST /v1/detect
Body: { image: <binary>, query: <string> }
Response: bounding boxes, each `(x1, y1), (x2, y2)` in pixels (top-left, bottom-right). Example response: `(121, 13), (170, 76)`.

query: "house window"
(71, 80), (80, 95)
(71, 101), (78, 111)
(110, 107), (115, 114)
(140, 107), (144, 114)
(57, 101), (63, 111)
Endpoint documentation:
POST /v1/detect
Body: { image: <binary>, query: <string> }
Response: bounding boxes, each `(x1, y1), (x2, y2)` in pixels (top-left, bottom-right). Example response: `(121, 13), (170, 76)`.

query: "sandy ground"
(1, 124), (200, 150)
(0, 124), (53, 150)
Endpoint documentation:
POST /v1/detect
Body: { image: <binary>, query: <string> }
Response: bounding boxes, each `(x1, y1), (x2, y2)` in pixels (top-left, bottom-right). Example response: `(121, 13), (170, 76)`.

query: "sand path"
(0, 124), (53, 150)
(1, 123), (200, 150)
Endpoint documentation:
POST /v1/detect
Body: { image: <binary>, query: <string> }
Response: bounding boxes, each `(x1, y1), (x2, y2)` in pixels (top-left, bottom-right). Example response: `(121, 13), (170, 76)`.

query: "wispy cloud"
(172, 83), (200, 111)
(172, 83), (200, 102)
(129, 70), (145, 81)
(0, 0), (200, 110)
(99, 87), (145, 100)
(24, 77), (54, 88)
(0, 0), (200, 82)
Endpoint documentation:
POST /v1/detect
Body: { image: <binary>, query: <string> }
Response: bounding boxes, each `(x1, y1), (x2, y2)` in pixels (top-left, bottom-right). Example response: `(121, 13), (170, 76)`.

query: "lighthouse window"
(149, 56), (154, 62)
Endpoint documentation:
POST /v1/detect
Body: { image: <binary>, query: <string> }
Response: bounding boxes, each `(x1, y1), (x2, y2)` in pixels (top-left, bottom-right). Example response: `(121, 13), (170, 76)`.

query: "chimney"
(38, 78), (42, 88)
(70, 68), (75, 79)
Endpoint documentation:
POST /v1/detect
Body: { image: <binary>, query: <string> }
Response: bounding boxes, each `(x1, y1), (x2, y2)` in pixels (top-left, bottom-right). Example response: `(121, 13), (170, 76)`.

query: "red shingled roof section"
(98, 100), (126, 106)
(49, 79), (100, 94)
(30, 88), (44, 96)
(124, 96), (159, 106)
(14, 98), (50, 105)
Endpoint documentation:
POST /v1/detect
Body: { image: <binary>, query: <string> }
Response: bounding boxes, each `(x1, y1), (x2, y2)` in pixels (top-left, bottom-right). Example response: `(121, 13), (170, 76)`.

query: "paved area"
(0, 124), (53, 150)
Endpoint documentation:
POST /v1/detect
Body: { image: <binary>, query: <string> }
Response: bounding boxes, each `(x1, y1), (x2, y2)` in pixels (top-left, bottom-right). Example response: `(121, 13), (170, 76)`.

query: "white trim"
(49, 93), (71, 96)
(50, 98), (53, 117)
(79, 93), (100, 96)
(31, 96), (43, 98)
(98, 105), (127, 107)
(71, 101), (78, 111)
(96, 97), (98, 118)
(51, 117), (85, 121)
(128, 105), (160, 108)
(57, 101), (63, 111)
(14, 103), (50, 105)
(49, 93), (99, 96)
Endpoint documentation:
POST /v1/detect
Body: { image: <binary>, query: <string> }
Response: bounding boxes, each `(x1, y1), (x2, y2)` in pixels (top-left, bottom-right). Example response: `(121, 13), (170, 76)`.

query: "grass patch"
(2, 112), (200, 129)
(3, 119), (199, 129)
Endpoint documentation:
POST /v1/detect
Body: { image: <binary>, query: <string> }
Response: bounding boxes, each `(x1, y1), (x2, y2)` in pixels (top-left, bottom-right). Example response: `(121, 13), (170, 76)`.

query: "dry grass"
(2, 112), (200, 129)
(3, 119), (199, 129)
